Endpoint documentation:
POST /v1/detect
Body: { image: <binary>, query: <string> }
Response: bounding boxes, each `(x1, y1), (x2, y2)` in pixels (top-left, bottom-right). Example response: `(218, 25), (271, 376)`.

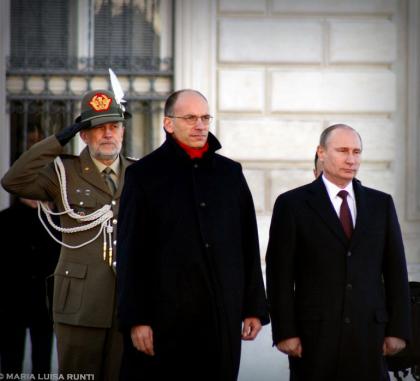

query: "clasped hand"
(276, 336), (405, 358)
(131, 317), (263, 356)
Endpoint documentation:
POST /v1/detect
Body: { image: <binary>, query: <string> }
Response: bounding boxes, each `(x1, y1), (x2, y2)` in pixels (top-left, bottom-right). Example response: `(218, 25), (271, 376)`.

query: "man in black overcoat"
(116, 89), (269, 381)
(266, 124), (411, 381)
(0, 198), (59, 375)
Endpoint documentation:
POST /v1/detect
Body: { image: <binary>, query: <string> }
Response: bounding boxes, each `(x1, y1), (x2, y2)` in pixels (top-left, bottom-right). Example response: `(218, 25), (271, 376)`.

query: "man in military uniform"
(1, 89), (134, 380)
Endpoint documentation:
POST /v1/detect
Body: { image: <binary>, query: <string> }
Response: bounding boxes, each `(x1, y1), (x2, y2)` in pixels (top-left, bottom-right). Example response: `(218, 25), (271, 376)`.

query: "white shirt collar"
(321, 174), (355, 202)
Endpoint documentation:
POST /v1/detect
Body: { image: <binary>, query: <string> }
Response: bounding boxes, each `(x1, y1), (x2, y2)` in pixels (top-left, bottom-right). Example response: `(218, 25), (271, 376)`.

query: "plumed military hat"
(75, 89), (131, 128)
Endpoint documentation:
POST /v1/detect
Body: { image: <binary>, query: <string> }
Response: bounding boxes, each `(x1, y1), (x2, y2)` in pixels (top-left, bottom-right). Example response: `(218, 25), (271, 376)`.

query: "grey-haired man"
(2, 89), (134, 380)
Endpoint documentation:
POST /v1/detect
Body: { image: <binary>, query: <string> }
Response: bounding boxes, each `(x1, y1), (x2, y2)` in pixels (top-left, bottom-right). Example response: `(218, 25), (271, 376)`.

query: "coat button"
(200, 202), (206, 207)
(344, 317), (351, 324)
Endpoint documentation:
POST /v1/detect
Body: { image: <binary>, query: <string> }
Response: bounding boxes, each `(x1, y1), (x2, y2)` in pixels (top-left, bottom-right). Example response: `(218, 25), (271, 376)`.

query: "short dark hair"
(319, 124), (362, 149)
(164, 89), (208, 116)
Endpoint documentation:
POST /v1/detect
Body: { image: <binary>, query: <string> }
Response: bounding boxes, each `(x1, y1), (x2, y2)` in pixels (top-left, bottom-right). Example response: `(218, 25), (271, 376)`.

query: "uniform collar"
(90, 153), (121, 175)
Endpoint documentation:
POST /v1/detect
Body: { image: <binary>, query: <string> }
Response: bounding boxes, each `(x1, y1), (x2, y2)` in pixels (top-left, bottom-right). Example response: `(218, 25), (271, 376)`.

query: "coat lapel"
(306, 177), (349, 247)
(349, 179), (368, 250)
(114, 156), (130, 199)
(78, 148), (131, 199)
(78, 147), (111, 195)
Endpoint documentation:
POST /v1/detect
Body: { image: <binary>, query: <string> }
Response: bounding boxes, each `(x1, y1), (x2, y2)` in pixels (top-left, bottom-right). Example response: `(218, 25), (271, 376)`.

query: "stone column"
(0, 0), (10, 209)
(173, 0), (217, 121)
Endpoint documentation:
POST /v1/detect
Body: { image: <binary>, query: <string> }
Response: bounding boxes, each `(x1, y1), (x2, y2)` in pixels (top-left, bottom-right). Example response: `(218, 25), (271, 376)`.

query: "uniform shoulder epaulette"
(59, 153), (78, 160)
(126, 156), (139, 162)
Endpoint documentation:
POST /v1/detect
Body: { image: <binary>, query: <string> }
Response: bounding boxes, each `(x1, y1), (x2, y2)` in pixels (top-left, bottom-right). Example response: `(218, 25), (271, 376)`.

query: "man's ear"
(163, 117), (174, 134)
(79, 130), (88, 144)
(316, 145), (324, 161)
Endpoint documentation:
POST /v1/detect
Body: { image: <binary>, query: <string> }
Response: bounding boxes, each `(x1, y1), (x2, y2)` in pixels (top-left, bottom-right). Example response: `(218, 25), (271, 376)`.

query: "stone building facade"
(173, 0), (420, 276)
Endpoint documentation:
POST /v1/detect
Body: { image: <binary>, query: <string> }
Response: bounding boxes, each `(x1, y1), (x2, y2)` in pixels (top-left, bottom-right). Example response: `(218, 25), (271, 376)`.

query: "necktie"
(103, 167), (117, 195)
(337, 190), (353, 239)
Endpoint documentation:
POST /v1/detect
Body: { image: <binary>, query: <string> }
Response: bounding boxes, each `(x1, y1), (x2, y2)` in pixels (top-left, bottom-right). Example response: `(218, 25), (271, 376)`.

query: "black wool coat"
(117, 133), (269, 381)
(266, 176), (411, 381)
(0, 201), (60, 325)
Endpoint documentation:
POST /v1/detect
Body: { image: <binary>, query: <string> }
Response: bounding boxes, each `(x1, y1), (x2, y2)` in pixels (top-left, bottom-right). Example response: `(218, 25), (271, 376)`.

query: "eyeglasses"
(167, 114), (213, 125)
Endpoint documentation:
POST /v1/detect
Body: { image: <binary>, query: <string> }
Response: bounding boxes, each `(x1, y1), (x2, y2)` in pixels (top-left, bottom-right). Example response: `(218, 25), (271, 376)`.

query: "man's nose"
(104, 126), (113, 136)
(194, 119), (206, 130)
(346, 153), (355, 163)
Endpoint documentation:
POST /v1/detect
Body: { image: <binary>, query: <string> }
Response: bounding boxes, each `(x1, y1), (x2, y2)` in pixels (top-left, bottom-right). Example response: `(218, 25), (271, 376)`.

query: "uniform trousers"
(55, 319), (122, 381)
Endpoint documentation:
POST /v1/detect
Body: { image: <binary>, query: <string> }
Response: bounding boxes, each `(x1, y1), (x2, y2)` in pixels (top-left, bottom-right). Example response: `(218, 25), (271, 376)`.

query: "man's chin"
(190, 140), (207, 149)
(95, 151), (119, 161)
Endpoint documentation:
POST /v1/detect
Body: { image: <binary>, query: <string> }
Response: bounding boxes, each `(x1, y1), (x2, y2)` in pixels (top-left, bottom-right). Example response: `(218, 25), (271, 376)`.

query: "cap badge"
(89, 93), (112, 112)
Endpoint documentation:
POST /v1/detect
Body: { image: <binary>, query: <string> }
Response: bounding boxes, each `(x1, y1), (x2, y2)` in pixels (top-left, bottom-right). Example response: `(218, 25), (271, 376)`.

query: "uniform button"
(79, 201), (84, 206)
(344, 317), (351, 324)
(347, 251), (352, 257)
(346, 283), (352, 291)
(65, 270), (69, 276)
(113, 240), (117, 245)
(111, 200), (116, 206)
(200, 202), (206, 207)
(112, 219), (117, 225)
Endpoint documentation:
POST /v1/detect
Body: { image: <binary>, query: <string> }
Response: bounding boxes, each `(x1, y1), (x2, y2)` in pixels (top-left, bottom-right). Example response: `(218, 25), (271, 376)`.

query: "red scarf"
(175, 139), (209, 159)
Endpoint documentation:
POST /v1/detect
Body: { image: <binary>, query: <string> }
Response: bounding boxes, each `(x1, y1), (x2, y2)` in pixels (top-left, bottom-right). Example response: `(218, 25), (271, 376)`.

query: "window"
(10, 0), (72, 70)
(7, 0), (173, 162)
(94, 0), (161, 70)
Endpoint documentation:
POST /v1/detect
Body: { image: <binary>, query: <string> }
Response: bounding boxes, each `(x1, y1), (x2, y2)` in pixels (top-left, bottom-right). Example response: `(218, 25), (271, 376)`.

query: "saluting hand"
(277, 337), (303, 358)
(55, 120), (91, 146)
(242, 317), (262, 340)
(131, 325), (155, 356)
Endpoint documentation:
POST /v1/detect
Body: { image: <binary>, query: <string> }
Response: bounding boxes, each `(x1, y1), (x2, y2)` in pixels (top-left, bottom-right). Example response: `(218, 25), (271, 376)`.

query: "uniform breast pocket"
(53, 262), (87, 314)
(68, 189), (98, 217)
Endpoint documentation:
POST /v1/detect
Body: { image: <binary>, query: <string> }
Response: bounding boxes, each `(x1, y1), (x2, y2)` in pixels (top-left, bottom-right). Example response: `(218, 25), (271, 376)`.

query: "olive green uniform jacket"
(1, 135), (134, 328)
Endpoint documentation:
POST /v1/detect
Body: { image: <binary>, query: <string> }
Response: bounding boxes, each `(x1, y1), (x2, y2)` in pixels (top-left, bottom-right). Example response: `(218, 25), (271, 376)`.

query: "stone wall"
(210, 0), (420, 268)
